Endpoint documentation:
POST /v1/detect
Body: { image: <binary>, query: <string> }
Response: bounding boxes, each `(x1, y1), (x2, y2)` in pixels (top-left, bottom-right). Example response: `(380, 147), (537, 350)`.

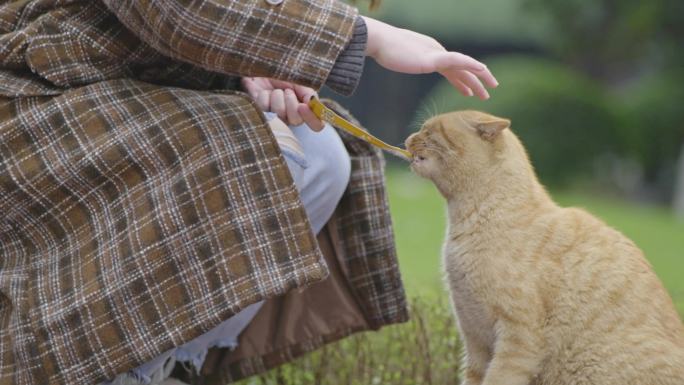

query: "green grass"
(387, 167), (684, 315)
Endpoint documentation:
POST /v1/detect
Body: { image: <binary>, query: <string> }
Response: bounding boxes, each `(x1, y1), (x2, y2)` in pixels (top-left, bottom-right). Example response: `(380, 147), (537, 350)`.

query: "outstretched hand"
(363, 16), (498, 100)
(243, 17), (499, 132)
(241, 77), (325, 131)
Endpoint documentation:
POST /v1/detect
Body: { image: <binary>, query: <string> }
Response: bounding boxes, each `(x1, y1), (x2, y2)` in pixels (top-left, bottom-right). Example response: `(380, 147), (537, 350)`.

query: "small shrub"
(238, 295), (462, 385)
(618, 71), (684, 197)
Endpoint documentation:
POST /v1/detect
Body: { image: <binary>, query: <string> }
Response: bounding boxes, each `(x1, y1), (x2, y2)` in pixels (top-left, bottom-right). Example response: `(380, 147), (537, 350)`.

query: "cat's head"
(406, 110), (529, 198)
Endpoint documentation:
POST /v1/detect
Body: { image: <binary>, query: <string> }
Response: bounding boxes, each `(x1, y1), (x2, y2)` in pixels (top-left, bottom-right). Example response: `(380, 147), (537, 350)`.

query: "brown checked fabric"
(0, 1), (408, 385)
(101, 0), (358, 92)
(0, 0), (357, 97)
(323, 100), (408, 329)
(0, 79), (329, 385)
(189, 101), (409, 384)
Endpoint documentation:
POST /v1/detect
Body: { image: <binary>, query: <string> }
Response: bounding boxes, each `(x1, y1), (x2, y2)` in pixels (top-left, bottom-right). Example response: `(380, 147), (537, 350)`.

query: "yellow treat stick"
(308, 98), (413, 161)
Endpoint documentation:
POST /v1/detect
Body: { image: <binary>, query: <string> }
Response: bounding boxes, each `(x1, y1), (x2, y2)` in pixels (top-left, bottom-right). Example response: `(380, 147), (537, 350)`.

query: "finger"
(473, 67), (499, 88)
(285, 89), (304, 126)
(293, 84), (317, 103)
(254, 77), (274, 91)
(256, 90), (271, 111)
(297, 103), (325, 131)
(269, 79), (292, 89)
(270, 89), (286, 119)
(444, 76), (473, 97)
(455, 70), (489, 100)
(434, 52), (486, 73)
(269, 79), (296, 91)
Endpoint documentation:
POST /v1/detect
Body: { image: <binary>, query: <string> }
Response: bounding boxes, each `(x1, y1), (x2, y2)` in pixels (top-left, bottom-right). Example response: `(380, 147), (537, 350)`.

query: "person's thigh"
(278, 116), (352, 235)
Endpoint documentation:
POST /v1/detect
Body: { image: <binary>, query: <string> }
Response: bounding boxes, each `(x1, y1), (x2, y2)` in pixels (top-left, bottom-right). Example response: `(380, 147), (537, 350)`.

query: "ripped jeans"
(105, 112), (352, 385)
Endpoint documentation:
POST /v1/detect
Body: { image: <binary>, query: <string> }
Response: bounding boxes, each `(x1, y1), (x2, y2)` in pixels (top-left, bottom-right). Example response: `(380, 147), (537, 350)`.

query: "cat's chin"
(409, 157), (432, 179)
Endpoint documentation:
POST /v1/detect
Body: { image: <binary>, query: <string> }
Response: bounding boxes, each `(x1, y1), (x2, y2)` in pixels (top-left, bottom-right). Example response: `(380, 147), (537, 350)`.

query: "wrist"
(324, 16), (367, 96)
(362, 16), (383, 58)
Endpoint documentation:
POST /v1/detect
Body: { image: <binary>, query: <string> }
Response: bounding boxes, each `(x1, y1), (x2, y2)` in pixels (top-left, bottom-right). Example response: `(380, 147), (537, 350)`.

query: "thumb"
(241, 77), (264, 100)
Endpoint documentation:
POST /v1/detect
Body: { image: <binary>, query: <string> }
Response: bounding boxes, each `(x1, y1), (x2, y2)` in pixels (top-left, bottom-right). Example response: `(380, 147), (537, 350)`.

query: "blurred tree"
(523, 0), (684, 208)
(620, 72), (684, 202)
(360, 0), (548, 45)
(522, 0), (683, 81)
(675, 145), (684, 220)
(420, 56), (621, 187)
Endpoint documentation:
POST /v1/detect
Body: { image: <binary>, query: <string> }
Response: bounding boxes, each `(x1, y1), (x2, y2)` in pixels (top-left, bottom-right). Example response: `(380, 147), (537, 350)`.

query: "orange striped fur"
(406, 110), (684, 385)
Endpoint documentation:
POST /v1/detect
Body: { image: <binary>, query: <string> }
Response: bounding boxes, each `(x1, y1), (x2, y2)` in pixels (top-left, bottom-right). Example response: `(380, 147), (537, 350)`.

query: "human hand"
(241, 77), (325, 131)
(363, 16), (498, 100)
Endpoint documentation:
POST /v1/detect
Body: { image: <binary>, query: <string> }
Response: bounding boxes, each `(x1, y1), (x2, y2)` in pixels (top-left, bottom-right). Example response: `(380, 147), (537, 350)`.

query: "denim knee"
(288, 123), (351, 233)
(312, 126), (351, 204)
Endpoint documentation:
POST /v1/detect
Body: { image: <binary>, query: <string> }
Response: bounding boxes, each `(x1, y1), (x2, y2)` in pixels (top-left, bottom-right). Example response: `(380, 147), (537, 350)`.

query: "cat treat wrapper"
(308, 97), (413, 161)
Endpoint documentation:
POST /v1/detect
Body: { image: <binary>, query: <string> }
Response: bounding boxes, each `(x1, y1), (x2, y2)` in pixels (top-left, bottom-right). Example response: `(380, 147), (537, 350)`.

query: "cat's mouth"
(409, 153), (428, 176)
(405, 134), (428, 170)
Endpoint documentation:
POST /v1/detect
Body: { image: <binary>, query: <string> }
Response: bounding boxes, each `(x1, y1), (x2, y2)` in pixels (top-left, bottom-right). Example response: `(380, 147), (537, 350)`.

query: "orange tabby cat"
(406, 110), (684, 385)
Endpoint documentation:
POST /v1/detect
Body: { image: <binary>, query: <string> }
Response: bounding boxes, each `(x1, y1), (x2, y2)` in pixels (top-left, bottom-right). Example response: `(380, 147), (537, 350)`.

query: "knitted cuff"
(324, 16), (367, 96)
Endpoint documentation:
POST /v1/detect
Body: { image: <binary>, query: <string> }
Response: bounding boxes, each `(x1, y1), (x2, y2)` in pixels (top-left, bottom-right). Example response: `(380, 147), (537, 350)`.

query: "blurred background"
(242, 2), (683, 382)
(325, 0), (684, 208)
(323, 0), (683, 307)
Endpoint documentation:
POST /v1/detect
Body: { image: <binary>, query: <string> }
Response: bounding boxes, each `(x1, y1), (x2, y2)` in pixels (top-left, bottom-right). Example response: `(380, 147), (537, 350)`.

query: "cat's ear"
(475, 117), (510, 142)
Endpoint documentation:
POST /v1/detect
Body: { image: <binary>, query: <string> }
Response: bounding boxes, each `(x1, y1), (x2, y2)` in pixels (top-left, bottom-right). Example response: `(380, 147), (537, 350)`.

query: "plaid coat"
(0, 1), (408, 385)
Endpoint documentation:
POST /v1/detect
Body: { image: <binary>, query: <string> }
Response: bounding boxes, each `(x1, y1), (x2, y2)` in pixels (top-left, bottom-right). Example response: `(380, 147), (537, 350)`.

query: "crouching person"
(0, 1), (497, 384)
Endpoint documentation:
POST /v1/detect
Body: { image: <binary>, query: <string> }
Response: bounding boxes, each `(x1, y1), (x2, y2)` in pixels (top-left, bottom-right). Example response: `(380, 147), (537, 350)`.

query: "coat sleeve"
(102, 0), (359, 91)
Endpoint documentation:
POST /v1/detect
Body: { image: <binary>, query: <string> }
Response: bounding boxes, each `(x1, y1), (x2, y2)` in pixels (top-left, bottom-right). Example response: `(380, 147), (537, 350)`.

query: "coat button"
(266, 0), (283, 4)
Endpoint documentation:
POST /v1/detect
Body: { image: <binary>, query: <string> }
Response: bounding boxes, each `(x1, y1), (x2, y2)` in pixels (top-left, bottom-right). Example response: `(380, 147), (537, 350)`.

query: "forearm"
(103, 0), (358, 91)
(359, 14), (498, 100)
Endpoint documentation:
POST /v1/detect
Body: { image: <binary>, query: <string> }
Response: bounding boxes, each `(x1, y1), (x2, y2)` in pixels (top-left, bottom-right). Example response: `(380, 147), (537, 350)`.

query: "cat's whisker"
(411, 97), (442, 132)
